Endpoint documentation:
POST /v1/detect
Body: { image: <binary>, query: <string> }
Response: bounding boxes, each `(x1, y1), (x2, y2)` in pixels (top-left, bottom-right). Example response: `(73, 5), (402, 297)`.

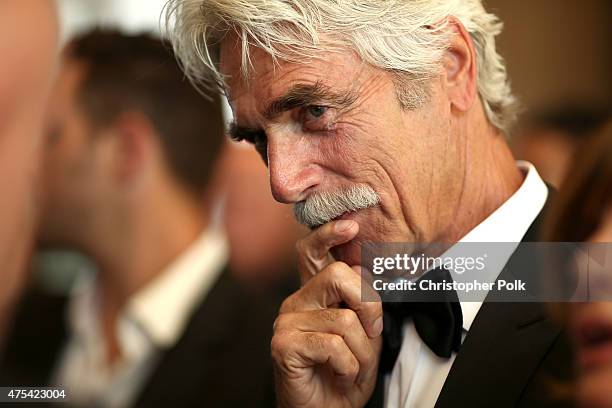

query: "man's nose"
(267, 135), (320, 204)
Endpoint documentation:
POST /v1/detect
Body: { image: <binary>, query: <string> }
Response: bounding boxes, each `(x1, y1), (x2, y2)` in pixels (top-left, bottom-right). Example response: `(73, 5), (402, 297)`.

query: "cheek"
(313, 122), (413, 232)
(42, 144), (103, 220)
(578, 366), (612, 408)
(313, 121), (393, 186)
(42, 135), (79, 191)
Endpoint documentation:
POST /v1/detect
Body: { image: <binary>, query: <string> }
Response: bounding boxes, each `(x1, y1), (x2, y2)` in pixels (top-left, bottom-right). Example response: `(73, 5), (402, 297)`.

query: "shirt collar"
(67, 227), (228, 353)
(457, 161), (548, 331)
(125, 227), (228, 347)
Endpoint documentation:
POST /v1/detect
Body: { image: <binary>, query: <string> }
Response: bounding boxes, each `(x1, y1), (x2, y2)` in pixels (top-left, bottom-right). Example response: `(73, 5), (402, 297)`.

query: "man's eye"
(306, 105), (327, 119)
(300, 105), (332, 132)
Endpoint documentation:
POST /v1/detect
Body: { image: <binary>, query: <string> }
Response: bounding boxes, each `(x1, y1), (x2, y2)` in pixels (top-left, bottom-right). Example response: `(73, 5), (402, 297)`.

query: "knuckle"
(325, 261), (348, 281)
(279, 293), (296, 313)
(327, 334), (345, 351)
(337, 308), (359, 329)
(273, 314), (290, 333)
(270, 331), (291, 361)
(317, 308), (357, 330)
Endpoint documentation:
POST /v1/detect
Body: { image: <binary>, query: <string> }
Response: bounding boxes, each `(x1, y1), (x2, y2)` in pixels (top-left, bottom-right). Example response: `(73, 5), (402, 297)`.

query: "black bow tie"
(379, 267), (463, 374)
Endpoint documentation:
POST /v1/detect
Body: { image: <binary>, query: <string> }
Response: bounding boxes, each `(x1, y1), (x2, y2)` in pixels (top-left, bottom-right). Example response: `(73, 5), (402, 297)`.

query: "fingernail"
(335, 220), (355, 233)
(371, 316), (383, 338)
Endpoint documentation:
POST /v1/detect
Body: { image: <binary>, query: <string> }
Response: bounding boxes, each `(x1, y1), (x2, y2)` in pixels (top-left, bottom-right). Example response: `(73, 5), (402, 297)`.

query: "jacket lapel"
(436, 188), (566, 407)
(434, 298), (562, 407)
(134, 267), (246, 407)
(134, 267), (277, 408)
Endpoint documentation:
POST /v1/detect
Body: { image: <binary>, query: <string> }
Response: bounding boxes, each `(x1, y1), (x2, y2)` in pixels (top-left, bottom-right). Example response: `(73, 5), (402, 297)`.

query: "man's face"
(38, 60), (111, 247)
(0, 0), (57, 305)
(220, 38), (466, 266)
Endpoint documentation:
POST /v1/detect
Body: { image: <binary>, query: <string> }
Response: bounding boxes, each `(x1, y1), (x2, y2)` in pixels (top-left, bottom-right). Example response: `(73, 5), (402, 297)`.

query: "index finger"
(296, 220), (359, 284)
(282, 262), (383, 338)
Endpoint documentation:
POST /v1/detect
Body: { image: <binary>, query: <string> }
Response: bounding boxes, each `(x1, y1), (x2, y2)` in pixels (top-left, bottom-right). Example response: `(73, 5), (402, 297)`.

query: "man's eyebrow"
(263, 81), (357, 120)
(228, 121), (264, 143)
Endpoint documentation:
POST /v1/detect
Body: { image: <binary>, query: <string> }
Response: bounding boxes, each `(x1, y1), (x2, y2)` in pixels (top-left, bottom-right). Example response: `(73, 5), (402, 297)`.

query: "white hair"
(294, 185), (381, 229)
(164, 0), (519, 133)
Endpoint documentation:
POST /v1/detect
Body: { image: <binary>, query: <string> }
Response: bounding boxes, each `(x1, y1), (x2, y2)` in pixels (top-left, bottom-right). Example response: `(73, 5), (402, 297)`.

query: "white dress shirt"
(53, 228), (228, 408)
(385, 161), (548, 408)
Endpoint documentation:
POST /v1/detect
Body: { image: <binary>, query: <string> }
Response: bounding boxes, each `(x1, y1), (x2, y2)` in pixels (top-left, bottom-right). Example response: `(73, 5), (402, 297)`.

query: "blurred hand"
(271, 220), (383, 408)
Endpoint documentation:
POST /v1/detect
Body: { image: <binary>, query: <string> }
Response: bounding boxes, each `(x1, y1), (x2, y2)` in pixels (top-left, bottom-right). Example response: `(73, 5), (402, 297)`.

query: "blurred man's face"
(220, 144), (304, 277)
(220, 38), (466, 266)
(572, 205), (612, 407)
(39, 60), (110, 247)
(0, 0), (58, 306)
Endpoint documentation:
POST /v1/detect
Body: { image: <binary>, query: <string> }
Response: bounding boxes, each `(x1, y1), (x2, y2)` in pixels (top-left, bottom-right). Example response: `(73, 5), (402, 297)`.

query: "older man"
(0, 0), (58, 344)
(167, 1), (572, 407)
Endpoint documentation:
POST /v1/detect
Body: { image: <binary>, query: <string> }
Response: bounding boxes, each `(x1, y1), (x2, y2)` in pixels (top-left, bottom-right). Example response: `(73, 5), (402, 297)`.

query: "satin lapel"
(434, 299), (562, 407)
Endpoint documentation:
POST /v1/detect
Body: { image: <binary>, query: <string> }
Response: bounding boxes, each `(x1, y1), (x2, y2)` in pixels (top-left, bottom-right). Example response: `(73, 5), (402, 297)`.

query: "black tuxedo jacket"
(0, 268), (279, 408)
(367, 193), (576, 408)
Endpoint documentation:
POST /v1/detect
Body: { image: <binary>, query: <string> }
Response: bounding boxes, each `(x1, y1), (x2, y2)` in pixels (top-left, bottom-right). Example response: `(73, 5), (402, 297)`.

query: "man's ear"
(442, 17), (478, 113)
(111, 111), (155, 185)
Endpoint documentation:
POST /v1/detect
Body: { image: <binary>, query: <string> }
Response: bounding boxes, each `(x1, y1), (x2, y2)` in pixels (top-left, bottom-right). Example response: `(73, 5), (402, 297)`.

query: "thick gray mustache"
(293, 185), (381, 229)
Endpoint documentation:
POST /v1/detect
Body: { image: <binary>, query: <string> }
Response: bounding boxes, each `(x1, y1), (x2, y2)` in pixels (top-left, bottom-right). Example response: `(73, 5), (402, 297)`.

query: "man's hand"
(271, 221), (383, 408)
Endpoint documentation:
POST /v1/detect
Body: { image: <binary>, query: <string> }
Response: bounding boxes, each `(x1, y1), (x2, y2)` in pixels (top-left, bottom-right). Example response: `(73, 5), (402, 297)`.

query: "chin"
(572, 303), (612, 407)
(573, 304), (612, 370)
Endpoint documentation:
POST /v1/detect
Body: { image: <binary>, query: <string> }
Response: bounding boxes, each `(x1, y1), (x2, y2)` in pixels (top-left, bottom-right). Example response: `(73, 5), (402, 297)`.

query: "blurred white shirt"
(385, 161), (548, 408)
(53, 228), (228, 408)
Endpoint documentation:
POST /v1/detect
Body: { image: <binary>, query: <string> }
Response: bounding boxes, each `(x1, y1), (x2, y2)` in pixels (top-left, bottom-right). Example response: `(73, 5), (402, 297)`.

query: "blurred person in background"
(0, 30), (275, 407)
(546, 121), (612, 408)
(513, 105), (610, 188)
(0, 1), (59, 348)
(213, 141), (303, 295)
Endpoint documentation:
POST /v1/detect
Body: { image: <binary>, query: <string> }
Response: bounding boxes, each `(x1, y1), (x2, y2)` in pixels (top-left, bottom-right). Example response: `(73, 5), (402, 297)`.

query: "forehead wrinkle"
(256, 55), (361, 116)
(263, 81), (357, 121)
(329, 73), (400, 143)
(358, 69), (394, 102)
(226, 48), (375, 130)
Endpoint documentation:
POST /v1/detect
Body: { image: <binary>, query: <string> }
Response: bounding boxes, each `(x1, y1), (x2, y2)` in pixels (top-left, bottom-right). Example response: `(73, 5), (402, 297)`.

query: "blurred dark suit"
(0, 269), (278, 408)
